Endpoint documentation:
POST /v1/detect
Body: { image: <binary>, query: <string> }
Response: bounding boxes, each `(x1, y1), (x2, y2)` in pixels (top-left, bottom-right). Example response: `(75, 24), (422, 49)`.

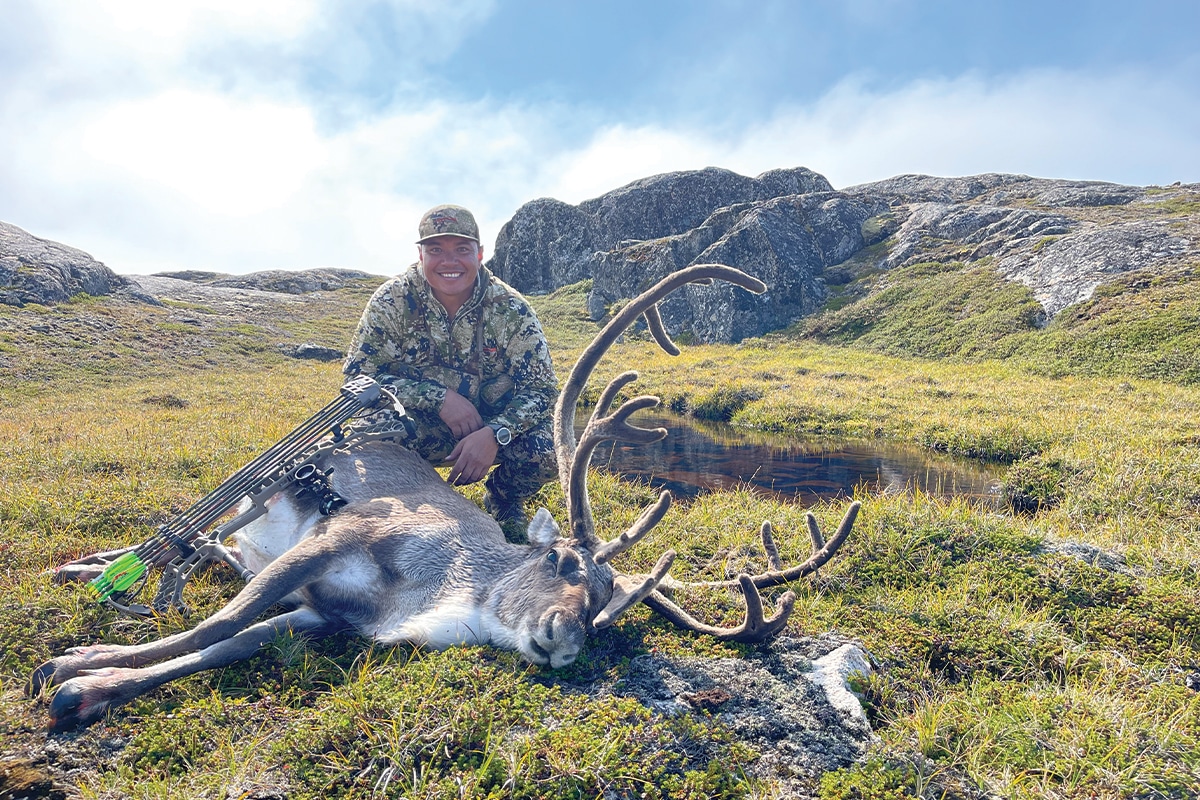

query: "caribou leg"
(30, 530), (347, 695)
(44, 608), (337, 731)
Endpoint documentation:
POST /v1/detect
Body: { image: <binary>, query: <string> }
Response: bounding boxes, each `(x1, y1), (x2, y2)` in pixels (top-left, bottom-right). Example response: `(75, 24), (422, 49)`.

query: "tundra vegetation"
(1, 264), (1199, 799)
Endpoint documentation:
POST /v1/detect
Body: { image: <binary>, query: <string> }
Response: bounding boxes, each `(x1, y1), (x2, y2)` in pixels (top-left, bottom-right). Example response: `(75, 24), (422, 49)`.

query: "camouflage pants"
(356, 408), (558, 504)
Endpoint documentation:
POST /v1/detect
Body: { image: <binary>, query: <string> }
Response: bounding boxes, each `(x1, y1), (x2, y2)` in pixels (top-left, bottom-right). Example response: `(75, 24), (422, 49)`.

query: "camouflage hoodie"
(343, 264), (557, 436)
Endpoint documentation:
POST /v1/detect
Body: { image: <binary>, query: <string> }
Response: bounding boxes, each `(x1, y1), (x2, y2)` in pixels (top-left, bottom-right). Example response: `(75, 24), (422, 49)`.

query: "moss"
(818, 756), (926, 800)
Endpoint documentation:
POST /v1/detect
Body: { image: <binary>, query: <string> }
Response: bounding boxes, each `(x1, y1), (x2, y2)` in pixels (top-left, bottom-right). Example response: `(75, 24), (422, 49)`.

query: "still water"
(580, 410), (1004, 507)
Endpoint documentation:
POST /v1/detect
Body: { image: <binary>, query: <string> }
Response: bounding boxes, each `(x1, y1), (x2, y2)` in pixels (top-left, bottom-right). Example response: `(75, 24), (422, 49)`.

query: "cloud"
(78, 90), (325, 216)
(525, 65), (1200, 219)
(1, 2), (1196, 277)
(716, 67), (1200, 188)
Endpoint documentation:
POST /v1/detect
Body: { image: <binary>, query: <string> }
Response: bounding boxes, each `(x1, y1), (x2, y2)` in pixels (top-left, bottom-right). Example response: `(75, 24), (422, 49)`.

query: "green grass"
(2, 277), (1200, 798)
(799, 259), (1200, 385)
(802, 259), (1046, 360)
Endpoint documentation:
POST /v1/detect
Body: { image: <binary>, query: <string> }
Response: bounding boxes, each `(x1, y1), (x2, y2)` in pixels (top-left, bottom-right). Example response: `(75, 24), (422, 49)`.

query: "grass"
(800, 260), (1047, 360)
(2, 276), (1200, 798)
(799, 260), (1200, 385)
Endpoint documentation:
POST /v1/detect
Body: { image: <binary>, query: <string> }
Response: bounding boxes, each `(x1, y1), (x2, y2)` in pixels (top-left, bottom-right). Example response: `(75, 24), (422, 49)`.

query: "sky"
(2, 0), (1198, 276)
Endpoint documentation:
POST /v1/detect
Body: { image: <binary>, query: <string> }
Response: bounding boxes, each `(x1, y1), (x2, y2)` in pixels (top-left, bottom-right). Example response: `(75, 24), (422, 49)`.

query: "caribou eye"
(545, 550), (559, 566)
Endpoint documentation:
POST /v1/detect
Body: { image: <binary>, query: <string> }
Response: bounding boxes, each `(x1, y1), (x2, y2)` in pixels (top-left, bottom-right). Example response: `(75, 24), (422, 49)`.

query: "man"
(343, 204), (559, 532)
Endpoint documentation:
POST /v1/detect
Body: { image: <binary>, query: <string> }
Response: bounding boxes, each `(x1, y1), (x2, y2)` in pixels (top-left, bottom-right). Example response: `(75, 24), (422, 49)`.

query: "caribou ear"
(592, 551), (676, 629)
(526, 507), (560, 546)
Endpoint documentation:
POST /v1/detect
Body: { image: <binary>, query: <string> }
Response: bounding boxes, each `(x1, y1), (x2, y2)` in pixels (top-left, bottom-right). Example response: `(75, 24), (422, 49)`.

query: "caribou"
(29, 264), (860, 731)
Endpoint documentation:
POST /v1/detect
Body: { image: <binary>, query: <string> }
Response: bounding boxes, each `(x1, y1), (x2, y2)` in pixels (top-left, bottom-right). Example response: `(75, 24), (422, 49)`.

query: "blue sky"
(2, 0), (1197, 275)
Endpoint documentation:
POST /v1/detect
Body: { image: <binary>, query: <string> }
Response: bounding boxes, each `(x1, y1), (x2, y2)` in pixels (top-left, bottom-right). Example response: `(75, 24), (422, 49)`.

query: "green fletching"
(88, 551), (148, 602)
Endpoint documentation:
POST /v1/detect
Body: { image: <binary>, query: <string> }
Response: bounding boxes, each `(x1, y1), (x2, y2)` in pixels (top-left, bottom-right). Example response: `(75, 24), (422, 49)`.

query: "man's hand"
(438, 389), (484, 439)
(445, 427), (499, 485)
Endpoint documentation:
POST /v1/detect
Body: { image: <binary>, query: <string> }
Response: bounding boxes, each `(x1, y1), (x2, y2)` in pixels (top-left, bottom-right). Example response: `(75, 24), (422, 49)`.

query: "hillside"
(5, 167), (1200, 389)
(523, 168), (1200, 385)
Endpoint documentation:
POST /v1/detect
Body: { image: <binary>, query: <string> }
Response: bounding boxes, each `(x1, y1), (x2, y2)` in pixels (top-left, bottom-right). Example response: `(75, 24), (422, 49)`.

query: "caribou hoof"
(51, 562), (107, 584)
(46, 676), (115, 732)
(27, 644), (125, 696)
(27, 655), (87, 697)
(49, 546), (137, 584)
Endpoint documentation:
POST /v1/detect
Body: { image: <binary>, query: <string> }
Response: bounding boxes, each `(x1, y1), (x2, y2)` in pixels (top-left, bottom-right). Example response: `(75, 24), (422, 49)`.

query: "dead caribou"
(29, 264), (860, 731)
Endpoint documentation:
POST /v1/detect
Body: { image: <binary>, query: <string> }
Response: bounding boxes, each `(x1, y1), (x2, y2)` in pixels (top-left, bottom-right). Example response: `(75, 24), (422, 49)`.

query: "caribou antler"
(552, 264), (860, 643)
(641, 502), (861, 642)
(553, 264), (766, 549)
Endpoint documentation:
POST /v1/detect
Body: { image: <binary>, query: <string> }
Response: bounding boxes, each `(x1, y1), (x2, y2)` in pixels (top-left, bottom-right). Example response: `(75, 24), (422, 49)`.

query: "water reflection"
(579, 410), (1004, 507)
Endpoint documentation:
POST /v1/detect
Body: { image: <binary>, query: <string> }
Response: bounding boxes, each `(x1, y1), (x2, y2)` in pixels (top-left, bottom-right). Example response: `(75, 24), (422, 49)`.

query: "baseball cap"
(416, 204), (480, 244)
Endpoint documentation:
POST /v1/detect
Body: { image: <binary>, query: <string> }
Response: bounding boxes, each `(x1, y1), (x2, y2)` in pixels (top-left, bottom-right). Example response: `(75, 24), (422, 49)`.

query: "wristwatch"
(488, 423), (513, 446)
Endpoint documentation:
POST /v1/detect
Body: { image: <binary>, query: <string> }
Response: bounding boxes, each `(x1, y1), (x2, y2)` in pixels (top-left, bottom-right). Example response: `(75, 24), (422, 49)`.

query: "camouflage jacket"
(343, 264), (558, 436)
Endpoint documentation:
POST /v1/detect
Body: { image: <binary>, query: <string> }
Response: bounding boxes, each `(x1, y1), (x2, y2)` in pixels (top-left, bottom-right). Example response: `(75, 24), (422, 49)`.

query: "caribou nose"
(537, 607), (586, 669)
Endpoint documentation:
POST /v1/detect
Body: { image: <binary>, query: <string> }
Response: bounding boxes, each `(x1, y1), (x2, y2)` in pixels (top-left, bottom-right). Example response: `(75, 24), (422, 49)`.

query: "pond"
(579, 410), (1005, 507)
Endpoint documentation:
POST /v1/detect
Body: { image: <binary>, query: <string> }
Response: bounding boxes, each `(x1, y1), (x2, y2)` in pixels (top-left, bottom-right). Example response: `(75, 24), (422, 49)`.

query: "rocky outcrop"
(0, 222), (382, 307)
(588, 193), (882, 343)
(604, 634), (876, 797)
(178, 268), (378, 294)
(845, 175), (1197, 318)
(488, 166), (833, 297)
(0, 226), (392, 366)
(8, 168), (1197, 344)
(488, 169), (1199, 343)
(0, 221), (130, 306)
(996, 220), (1191, 316)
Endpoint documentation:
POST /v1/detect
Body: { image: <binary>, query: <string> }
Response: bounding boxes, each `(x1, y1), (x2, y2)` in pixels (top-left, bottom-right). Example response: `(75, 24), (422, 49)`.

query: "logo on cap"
(428, 211), (459, 231)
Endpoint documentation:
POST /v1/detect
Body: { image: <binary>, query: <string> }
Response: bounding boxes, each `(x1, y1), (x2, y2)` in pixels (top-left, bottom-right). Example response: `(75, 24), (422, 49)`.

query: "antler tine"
(746, 501), (861, 589)
(642, 303), (680, 356)
(592, 550), (676, 629)
(641, 577), (798, 643)
(761, 521), (784, 571)
(593, 491), (672, 565)
(688, 501), (861, 590)
(553, 264), (767, 547)
(566, 393), (667, 545)
(594, 371), (640, 417)
(640, 501), (861, 642)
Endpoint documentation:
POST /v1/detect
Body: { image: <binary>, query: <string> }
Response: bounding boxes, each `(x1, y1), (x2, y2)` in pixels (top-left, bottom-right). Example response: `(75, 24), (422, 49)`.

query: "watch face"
(494, 426), (512, 446)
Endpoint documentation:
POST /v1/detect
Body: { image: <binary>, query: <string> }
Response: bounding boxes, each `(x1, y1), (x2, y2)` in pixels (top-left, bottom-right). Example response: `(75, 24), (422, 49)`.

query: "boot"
(484, 491), (529, 540)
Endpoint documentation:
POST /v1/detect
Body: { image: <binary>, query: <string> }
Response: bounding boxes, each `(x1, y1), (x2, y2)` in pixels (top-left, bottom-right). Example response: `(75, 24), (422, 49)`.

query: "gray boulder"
(488, 198), (598, 294)
(488, 166), (832, 297)
(0, 221), (130, 306)
(577, 165), (831, 247)
(589, 193), (879, 342)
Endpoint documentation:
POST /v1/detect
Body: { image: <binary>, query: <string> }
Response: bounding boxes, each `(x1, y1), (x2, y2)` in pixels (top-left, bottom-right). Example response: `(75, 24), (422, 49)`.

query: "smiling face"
(418, 234), (483, 316)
